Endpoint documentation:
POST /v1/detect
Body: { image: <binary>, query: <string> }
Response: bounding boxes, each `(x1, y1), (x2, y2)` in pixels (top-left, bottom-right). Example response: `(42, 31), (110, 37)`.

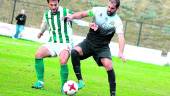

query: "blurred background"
(0, 0), (170, 53)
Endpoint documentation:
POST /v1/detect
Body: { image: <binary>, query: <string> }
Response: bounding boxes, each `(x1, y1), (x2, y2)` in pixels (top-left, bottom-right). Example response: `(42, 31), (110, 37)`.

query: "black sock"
(71, 49), (82, 80)
(107, 69), (116, 96)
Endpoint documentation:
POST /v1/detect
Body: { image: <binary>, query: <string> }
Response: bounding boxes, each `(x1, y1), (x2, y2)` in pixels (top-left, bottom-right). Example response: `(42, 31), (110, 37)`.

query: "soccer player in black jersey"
(65, 0), (126, 96)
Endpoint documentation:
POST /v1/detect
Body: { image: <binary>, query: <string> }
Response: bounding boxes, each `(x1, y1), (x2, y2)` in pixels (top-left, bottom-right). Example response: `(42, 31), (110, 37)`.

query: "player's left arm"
(115, 17), (126, 62)
(117, 33), (125, 60)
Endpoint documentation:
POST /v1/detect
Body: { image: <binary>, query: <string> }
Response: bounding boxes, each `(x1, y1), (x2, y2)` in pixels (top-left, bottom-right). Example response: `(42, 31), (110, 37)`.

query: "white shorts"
(43, 43), (73, 56)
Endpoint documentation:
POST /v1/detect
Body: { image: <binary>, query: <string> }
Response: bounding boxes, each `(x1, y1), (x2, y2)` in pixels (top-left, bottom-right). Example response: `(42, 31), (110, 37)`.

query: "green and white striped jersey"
(43, 6), (73, 43)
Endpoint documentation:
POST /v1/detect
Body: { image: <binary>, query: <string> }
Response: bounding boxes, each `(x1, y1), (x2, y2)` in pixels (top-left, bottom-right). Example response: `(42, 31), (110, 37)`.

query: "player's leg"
(32, 45), (51, 89)
(18, 25), (24, 38)
(14, 24), (20, 38)
(94, 47), (116, 96)
(101, 58), (116, 96)
(71, 46), (85, 89)
(54, 43), (72, 95)
(59, 49), (70, 91)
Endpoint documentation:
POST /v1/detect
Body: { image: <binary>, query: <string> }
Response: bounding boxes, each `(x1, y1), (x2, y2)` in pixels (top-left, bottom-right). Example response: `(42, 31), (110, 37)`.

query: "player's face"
(48, 0), (59, 14)
(107, 1), (117, 16)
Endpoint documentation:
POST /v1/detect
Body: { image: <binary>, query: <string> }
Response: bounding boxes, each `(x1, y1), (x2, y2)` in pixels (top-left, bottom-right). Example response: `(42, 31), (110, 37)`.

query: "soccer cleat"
(32, 81), (44, 89)
(77, 80), (85, 90)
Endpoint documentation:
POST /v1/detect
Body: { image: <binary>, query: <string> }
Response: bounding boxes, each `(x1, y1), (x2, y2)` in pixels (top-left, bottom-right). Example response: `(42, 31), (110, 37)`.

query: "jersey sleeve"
(87, 9), (94, 17)
(68, 9), (73, 14)
(39, 11), (48, 33)
(42, 10), (49, 23)
(64, 7), (73, 15)
(87, 7), (98, 17)
(114, 15), (124, 34)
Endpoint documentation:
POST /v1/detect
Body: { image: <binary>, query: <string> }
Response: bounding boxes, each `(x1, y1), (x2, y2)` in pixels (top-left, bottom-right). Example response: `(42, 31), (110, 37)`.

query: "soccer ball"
(63, 80), (78, 95)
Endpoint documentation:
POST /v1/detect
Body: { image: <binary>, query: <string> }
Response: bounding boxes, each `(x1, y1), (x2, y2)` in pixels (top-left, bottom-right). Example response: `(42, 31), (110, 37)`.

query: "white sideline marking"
(0, 22), (169, 66)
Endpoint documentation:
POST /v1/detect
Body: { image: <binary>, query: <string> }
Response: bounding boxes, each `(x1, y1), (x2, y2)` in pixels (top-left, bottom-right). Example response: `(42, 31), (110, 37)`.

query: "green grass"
(0, 36), (170, 96)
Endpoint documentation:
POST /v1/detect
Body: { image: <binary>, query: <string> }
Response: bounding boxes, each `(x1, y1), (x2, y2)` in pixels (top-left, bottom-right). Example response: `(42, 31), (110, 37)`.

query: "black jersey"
(85, 7), (123, 47)
(15, 14), (26, 25)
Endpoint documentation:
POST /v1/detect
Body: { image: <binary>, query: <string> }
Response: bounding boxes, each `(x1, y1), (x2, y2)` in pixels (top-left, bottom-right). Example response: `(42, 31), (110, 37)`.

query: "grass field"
(0, 36), (170, 96)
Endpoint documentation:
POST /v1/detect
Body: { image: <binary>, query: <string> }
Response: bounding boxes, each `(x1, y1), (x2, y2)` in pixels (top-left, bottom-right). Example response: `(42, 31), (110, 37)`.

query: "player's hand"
(37, 32), (43, 39)
(64, 15), (73, 22)
(89, 23), (98, 31)
(118, 52), (126, 63)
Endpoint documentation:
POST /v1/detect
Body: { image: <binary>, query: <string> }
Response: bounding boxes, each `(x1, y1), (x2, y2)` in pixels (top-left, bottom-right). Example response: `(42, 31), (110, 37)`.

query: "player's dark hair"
(47, 0), (60, 3)
(110, 0), (120, 8)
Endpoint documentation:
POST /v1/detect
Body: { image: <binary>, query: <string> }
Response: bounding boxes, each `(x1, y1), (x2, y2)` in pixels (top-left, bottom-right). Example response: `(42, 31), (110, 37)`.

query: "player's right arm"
(65, 8), (95, 21)
(37, 13), (48, 39)
(66, 11), (88, 20)
(65, 9), (99, 30)
(15, 14), (20, 21)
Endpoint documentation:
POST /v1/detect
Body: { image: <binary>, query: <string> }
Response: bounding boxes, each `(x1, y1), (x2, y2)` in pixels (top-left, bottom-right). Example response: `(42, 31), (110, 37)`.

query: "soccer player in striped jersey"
(32, 0), (76, 94)
(65, 0), (126, 96)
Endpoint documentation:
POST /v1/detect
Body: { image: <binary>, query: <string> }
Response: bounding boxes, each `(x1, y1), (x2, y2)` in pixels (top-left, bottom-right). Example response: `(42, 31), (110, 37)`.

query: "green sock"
(35, 58), (44, 82)
(60, 64), (68, 87)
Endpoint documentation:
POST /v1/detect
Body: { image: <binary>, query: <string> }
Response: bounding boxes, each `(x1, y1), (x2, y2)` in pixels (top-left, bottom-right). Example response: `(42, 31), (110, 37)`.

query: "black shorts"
(78, 40), (112, 66)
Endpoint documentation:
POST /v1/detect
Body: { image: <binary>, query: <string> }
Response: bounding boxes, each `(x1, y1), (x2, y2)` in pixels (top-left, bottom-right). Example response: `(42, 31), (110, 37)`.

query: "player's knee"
(60, 51), (69, 64)
(105, 64), (113, 70)
(71, 49), (79, 57)
(104, 64), (113, 71)
(35, 52), (43, 58)
(60, 57), (68, 64)
(60, 60), (67, 64)
(102, 62), (113, 70)
(101, 59), (113, 70)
